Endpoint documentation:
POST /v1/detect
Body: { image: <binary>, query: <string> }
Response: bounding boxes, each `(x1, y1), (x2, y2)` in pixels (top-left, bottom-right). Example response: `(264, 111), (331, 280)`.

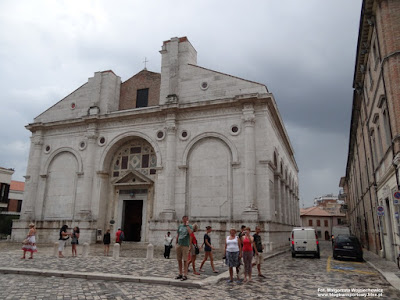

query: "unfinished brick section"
(119, 70), (161, 110)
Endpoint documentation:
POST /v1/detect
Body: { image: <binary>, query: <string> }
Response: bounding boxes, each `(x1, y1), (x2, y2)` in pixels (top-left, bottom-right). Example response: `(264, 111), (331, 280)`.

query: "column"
(160, 113), (177, 219)
(274, 174), (281, 222)
(21, 130), (43, 220)
(242, 103), (258, 220)
(280, 179), (285, 223)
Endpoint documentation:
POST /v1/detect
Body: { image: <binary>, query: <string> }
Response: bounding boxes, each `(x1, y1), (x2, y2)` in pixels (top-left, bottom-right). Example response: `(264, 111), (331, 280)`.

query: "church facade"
(12, 37), (299, 248)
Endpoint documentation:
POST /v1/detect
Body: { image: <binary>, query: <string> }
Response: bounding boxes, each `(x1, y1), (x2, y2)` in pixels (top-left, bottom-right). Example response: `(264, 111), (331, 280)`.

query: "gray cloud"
(0, 0), (362, 207)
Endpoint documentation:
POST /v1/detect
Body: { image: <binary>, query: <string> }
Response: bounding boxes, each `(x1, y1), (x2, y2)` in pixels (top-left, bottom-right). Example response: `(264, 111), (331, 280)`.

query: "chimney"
(159, 37), (197, 105)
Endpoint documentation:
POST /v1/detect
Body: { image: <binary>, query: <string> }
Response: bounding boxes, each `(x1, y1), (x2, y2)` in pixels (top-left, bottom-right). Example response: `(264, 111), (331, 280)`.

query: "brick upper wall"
(119, 69), (161, 110)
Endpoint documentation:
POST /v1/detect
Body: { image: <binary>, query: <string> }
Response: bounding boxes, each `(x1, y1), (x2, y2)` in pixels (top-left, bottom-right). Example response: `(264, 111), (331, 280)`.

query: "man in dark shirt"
(253, 225), (265, 277)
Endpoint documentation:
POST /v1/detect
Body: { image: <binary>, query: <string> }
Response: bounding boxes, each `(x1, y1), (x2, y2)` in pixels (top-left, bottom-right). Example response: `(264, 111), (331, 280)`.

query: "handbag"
(194, 244), (200, 255)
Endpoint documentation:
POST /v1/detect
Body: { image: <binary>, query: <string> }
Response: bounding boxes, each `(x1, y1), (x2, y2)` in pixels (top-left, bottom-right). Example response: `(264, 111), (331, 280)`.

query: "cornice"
(26, 94), (271, 132)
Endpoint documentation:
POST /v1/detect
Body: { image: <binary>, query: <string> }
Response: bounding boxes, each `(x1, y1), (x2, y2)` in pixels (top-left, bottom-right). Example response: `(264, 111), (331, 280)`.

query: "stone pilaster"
(79, 123), (98, 220)
(241, 103), (258, 220)
(274, 173), (281, 222)
(21, 130), (43, 220)
(160, 113), (177, 220)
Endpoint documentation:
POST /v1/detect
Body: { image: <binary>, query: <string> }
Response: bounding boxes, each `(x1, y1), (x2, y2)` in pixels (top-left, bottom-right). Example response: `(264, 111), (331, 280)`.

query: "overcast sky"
(0, 0), (362, 207)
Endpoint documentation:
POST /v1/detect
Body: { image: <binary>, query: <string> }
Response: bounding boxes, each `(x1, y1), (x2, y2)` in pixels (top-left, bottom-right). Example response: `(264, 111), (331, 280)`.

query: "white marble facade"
(12, 37), (299, 249)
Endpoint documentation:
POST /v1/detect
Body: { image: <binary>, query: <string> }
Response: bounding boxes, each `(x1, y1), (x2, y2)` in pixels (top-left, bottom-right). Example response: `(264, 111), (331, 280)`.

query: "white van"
(290, 227), (320, 258)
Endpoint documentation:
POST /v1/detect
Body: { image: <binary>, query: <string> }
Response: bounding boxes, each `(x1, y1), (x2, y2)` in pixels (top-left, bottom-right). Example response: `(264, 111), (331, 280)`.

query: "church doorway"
(122, 200), (143, 242)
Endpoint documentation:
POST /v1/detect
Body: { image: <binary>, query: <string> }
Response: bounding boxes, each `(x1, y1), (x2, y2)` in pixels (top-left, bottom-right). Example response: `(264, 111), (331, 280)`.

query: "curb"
(0, 267), (203, 288)
(0, 249), (288, 288)
(364, 260), (400, 292)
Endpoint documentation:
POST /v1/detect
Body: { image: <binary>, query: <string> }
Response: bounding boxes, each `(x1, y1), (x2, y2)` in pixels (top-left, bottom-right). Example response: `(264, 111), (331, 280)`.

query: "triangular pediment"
(112, 170), (154, 187)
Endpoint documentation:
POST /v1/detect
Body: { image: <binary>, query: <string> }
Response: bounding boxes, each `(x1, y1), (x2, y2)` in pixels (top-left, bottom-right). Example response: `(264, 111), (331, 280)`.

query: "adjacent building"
(340, 0), (400, 262)
(0, 167), (14, 212)
(7, 181), (24, 214)
(313, 194), (345, 216)
(300, 207), (346, 240)
(13, 37), (299, 247)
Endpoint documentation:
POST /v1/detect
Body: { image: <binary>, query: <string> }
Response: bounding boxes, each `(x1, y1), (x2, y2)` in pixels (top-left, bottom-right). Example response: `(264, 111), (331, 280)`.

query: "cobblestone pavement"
(0, 241), (224, 279)
(1, 241), (400, 299)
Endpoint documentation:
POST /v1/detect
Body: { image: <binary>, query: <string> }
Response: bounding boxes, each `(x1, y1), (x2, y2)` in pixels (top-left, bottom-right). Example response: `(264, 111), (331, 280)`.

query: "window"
(0, 183), (10, 204)
(383, 109), (391, 147)
(373, 41), (380, 69)
(368, 67), (373, 88)
(112, 140), (157, 177)
(136, 88), (149, 108)
(17, 200), (22, 212)
(338, 218), (342, 225)
(377, 124), (384, 160)
(324, 220), (328, 227)
(317, 220), (321, 226)
(371, 130), (378, 167)
(308, 220), (313, 226)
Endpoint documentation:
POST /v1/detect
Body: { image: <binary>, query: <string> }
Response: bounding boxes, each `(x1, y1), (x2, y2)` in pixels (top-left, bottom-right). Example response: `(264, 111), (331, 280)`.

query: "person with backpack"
(116, 228), (124, 244)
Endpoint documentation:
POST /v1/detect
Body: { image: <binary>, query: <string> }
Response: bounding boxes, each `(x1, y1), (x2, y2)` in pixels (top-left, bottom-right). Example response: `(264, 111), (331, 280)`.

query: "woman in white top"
(224, 228), (242, 283)
(21, 223), (37, 259)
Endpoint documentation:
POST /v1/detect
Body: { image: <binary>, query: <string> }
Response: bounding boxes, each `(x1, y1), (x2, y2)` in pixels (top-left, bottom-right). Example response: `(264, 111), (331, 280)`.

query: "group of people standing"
(171, 216), (265, 283)
(58, 225), (80, 258)
(226, 225), (265, 283)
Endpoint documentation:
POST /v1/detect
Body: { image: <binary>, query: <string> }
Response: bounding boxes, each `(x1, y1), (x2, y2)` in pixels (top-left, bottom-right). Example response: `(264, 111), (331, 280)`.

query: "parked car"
(333, 235), (363, 261)
(331, 225), (350, 245)
(290, 227), (320, 258)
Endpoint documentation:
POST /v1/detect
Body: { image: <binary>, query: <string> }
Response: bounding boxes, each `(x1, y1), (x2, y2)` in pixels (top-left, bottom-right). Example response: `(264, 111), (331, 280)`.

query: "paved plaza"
(0, 241), (400, 299)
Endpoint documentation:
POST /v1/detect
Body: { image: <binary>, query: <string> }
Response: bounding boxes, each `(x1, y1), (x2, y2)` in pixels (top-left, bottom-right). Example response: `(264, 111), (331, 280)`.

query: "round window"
(71, 102), (76, 110)
(230, 125), (240, 136)
(98, 136), (106, 146)
(45, 145), (51, 153)
(200, 81), (209, 90)
(156, 130), (165, 141)
(79, 141), (87, 150)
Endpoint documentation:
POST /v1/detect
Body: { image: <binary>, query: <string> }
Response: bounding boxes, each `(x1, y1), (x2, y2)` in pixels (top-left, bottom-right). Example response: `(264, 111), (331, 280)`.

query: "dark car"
(333, 235), (363, 261)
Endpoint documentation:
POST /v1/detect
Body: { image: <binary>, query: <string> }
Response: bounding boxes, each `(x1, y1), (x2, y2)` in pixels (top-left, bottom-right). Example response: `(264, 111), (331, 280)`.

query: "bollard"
(146, 243), (154, 260)
(269, 242), (274, 251)
(82, 242), (89, 258)
(54, 242), (59, 257)
(263, 242), (268, 253)
(113, 243), (120, 259)
(6, 235), (10, 241)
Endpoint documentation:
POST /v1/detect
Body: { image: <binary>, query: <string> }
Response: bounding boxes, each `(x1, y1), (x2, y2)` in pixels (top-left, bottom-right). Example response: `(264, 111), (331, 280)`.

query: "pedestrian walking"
(164, 231), (173, 259)
(58, 225), (70, 258)
(199, 226), (218, 273)
(116, 228), (124, 244)
(71, 226), (80, 257)
(241, 227), (255, 282)
(189, 224), (200, 275)
(225, 228), (242, 283)
(236, 225), (246, 277)
(252, 225), (265, 277)
(175, 216), (193, 281)
(21, 223), (37, 259)
(103, 229), (111, 256)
